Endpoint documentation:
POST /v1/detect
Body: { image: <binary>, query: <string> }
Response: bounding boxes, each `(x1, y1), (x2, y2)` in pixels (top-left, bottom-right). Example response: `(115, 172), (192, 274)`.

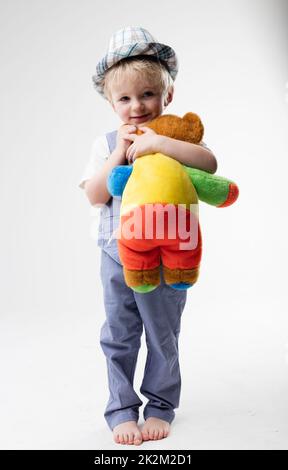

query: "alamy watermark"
(90, 203), (199, 250)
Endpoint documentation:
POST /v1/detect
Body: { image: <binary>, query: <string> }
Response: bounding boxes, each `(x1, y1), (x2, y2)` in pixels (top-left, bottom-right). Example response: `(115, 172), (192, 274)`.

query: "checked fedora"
(92, 26), (179, 98)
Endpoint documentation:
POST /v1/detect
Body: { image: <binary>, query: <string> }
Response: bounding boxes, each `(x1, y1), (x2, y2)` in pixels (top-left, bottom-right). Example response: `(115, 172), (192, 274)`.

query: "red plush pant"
(118, 204), (202, 271)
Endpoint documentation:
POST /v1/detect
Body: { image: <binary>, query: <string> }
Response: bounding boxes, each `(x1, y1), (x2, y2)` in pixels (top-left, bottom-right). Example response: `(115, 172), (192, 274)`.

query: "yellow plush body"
(120, 153), (198, 217)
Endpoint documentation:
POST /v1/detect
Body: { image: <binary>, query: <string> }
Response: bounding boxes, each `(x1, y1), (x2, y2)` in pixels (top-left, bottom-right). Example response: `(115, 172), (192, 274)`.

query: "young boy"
(79, 26), (217, 446)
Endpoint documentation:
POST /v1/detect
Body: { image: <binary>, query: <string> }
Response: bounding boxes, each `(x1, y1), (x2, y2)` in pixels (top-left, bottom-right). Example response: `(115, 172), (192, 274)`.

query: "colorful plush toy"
(107, 113), (239, 293)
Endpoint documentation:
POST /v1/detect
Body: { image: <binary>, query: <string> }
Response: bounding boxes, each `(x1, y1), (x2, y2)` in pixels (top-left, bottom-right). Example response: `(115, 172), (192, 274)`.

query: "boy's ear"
(164, 86), (174, 107)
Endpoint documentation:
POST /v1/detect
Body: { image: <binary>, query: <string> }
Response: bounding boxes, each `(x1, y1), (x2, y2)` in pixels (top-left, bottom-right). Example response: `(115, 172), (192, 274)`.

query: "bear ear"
(183, 112), (204, 143)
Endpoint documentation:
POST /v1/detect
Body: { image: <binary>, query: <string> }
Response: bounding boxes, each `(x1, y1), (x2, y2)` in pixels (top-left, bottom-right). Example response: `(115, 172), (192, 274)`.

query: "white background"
(0, 0), (288, 450)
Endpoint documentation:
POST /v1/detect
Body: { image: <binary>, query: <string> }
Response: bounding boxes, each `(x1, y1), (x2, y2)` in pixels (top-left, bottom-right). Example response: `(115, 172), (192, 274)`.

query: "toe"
(128, 432), (134, 445)
(149, 429), (155, 440)
(154, 429), (159, 440)
(134, 433), (142, 446)
(141, 430), (149, 441)
(158, 430), (164, 440)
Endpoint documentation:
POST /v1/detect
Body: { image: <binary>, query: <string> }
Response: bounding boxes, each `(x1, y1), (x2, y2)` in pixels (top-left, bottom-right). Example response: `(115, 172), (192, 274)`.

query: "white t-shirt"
(78, 135), (211, 190)
(79, 135), (110, 190)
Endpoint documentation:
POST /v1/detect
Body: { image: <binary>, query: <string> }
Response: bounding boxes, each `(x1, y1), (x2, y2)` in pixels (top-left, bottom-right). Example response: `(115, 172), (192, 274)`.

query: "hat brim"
(93, 41), (178, 93)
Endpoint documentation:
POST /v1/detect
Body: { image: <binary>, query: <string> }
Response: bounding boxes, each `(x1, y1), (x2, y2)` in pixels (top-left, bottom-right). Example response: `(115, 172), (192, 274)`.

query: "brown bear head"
(136, 112), (204, 144)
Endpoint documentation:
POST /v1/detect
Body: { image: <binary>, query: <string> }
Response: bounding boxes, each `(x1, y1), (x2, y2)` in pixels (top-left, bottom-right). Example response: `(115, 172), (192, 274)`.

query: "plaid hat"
(92, 26), (179, 98)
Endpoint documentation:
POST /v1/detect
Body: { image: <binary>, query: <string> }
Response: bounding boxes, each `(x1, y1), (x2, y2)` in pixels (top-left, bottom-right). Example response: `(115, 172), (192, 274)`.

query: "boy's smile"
(130, 113), (151, 124)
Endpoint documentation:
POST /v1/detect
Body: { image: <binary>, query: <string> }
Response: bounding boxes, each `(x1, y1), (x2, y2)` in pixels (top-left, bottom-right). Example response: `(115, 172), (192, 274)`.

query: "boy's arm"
(84, 148), (126, 206)
(157, 136), (218, 174)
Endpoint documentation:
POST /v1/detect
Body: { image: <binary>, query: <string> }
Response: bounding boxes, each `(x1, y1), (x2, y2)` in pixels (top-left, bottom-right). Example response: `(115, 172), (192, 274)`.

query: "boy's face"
(109, 73), (173, 126)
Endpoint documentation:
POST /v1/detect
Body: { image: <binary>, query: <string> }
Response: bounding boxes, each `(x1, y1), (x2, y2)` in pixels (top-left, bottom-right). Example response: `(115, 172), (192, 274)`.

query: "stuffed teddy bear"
(107, 113), (239, 294)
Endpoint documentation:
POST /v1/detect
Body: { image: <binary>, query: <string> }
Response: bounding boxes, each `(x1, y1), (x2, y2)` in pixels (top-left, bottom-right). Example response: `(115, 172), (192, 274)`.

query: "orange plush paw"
(218, 182), (239, 207)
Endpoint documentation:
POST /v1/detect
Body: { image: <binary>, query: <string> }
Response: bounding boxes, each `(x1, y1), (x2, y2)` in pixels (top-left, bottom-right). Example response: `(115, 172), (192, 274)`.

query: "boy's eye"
(119, 92), (154, 101)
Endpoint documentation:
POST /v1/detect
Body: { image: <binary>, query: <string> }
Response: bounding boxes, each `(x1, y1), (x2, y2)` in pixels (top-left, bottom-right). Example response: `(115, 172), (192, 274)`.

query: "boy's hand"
(116, 124), (138, 155)
(123, 127), (159, 164)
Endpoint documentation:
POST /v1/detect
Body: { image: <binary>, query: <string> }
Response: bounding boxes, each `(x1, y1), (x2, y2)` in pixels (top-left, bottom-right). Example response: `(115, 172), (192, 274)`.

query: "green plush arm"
(183, 166), (239, 207)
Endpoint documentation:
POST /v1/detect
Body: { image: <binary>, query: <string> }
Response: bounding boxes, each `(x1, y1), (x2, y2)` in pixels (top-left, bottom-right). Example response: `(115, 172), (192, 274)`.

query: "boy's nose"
(131, 100), (145, 113)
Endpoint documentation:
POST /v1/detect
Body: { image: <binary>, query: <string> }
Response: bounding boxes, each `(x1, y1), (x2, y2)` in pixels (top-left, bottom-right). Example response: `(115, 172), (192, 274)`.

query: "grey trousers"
(99, 249), (187, 430)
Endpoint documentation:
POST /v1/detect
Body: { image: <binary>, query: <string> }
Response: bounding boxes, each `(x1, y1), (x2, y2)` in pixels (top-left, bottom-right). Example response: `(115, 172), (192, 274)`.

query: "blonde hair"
(94, 56), (174, 103)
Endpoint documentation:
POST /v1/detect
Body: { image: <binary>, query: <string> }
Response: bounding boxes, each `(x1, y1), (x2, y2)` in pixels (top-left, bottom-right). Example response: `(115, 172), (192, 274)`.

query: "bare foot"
(141, 417), (170, 441)
(113, 420), (143, 445)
